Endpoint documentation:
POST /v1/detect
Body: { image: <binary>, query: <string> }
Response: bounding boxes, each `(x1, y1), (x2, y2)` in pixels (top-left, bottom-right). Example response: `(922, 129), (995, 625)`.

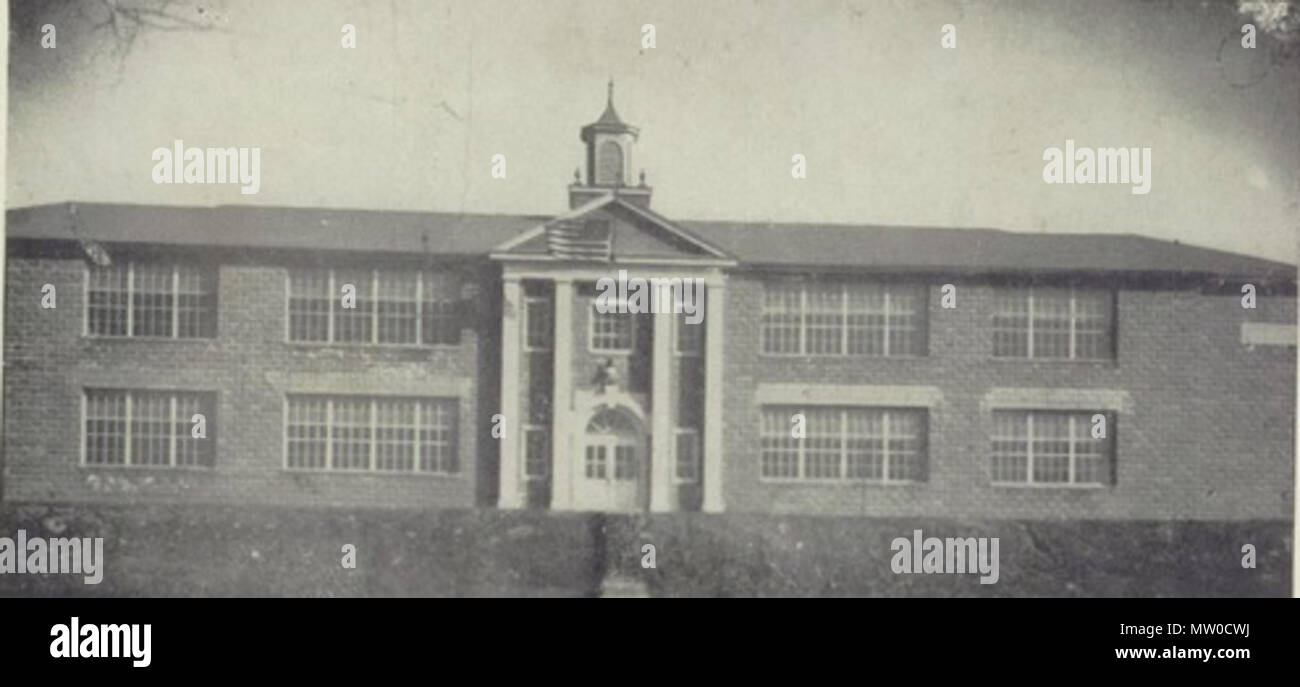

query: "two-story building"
(3, 89), (1295, 519)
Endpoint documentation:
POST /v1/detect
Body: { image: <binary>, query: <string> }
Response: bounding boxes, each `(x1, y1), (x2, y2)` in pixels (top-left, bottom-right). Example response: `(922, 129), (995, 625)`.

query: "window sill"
(986, 357), (1116, 366)
(757, 477), (925, 486)
(989, 481), (1108, 490)
(758, 352), (930, 360)
(83, 335), (215, 343)
(78, 463), (216, 472)
(280, 468), (463, 478)
(284, 341), (462, 351)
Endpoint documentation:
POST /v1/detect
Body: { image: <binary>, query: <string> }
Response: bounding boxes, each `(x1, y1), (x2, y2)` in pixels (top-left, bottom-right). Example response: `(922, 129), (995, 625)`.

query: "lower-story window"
(990, 410), (1113, 485)
(524, 426), (550, 479)
(84, 389), (216, 467)
(674, 428), (700, 482)
(759, 406), (927, 482)
(285, 395), (458, 474)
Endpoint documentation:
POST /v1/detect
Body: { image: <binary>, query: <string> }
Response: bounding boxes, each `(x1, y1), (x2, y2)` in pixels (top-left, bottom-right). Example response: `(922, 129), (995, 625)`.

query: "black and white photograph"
(0, 0), (1297, 670)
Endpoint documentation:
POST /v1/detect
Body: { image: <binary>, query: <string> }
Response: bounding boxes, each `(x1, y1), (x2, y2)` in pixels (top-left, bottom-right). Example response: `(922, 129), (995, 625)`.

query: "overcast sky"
(8, 0), (1299, 261)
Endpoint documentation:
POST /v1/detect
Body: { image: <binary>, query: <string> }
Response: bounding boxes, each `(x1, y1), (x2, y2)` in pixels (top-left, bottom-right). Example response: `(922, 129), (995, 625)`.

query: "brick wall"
(3, 242), (495, 508)
(720, 274), (1296, 520)
(7, 240), (1295, 520)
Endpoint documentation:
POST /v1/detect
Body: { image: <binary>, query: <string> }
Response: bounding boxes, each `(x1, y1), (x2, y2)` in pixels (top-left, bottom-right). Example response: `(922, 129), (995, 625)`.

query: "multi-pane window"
(333, 269), (373, 344)
(524, 426), (550, 479)
(761, 281), (926, 356)
(585, 445), (608, 479)
(991, 410), (1113, 485)
(375, 399), (417, 471)
(83, 389), (216, 467)
(674, 429), (699, 482)
(285, 395), (459, 474)
(288, 270), (331, 342)
(992, 288), (1113, 359)
(419, 400), (458, 473)
(376, 272), (419, 344)
(760, 406), (927, 482)
(86, 263), (216, 338)
(525, 297), (553, 351)
(590, 304), (635, 352)
(287, 268), (461, 345)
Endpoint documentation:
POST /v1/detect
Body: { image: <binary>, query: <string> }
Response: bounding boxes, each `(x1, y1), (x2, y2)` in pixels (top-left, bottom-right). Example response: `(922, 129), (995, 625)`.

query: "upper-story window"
(86, 263), (216, 338)
(524, 296), (553, 351)
(992, 288), (1113, 360)
(590, 303), (635, 352)
(761, 281), (926, 356)
(676, 311), (704, 355)
(287, 268), (460, 345)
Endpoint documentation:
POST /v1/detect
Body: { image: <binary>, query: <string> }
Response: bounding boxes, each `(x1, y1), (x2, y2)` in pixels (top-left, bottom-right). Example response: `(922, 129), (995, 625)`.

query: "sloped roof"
(680, 220), (1294, 280)
(5, 202), (542, 256)
(5, 202), (1293, 281)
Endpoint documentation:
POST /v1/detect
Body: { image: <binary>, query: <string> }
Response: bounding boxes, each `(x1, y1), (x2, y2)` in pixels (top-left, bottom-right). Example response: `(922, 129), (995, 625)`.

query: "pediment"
(491, 195), (735, 264)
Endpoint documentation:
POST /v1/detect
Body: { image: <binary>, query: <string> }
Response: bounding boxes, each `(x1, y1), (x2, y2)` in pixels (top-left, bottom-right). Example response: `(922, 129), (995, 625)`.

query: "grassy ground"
(0, 503), (1289, 597)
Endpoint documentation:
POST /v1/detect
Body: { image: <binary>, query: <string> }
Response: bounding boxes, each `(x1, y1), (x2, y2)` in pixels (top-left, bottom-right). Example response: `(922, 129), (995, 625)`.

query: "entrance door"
(575, 408), (644, 511)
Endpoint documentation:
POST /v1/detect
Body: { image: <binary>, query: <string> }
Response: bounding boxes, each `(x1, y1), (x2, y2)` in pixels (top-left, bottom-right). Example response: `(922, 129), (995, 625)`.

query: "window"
(86, 263), (216, 338)
(590, 303), (635, 352)
(992, 288), (1113, 360)
(377, 272), (419, 344)
(287, 268), (462, 345)
(761, 281), (925, 356)
(597, 141), (624, 185)
(375, 399), (416, 471)
(761, 283), (802, 354)
(285, 395), (458, 474)
(524, 297), (553, 351)
(422, 272), (461, 345)
(991, 410), (1112, 486)
(676, 311), (704, 355)
(585, 445), (608, 479)
(83, 389), (216, 467)
(524, 426), (550, 479)
(614, 445), (638, 480)
(675, 429), (700, 482)
(760, 406), (926, 481)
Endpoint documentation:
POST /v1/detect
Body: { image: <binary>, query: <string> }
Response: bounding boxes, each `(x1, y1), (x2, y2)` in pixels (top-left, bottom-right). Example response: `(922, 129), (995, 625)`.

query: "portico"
(493, 255), (730, 513)
(490, 85), (735, 512)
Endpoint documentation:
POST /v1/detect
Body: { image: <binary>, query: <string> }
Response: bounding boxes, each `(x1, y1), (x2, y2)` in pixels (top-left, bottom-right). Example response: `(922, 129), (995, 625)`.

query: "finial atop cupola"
(582, 80), (637, 143)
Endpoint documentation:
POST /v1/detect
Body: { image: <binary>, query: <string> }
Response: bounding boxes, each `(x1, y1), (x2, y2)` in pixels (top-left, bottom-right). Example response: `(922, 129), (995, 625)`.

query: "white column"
(650, 283), (675, 512)
(702, 279), (726, 512)
(550, 278), (575, 510)
(498, 276), (524, 509)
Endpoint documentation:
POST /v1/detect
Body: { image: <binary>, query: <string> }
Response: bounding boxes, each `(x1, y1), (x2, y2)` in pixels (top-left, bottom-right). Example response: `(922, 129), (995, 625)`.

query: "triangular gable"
(490, 195), (736, 263)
